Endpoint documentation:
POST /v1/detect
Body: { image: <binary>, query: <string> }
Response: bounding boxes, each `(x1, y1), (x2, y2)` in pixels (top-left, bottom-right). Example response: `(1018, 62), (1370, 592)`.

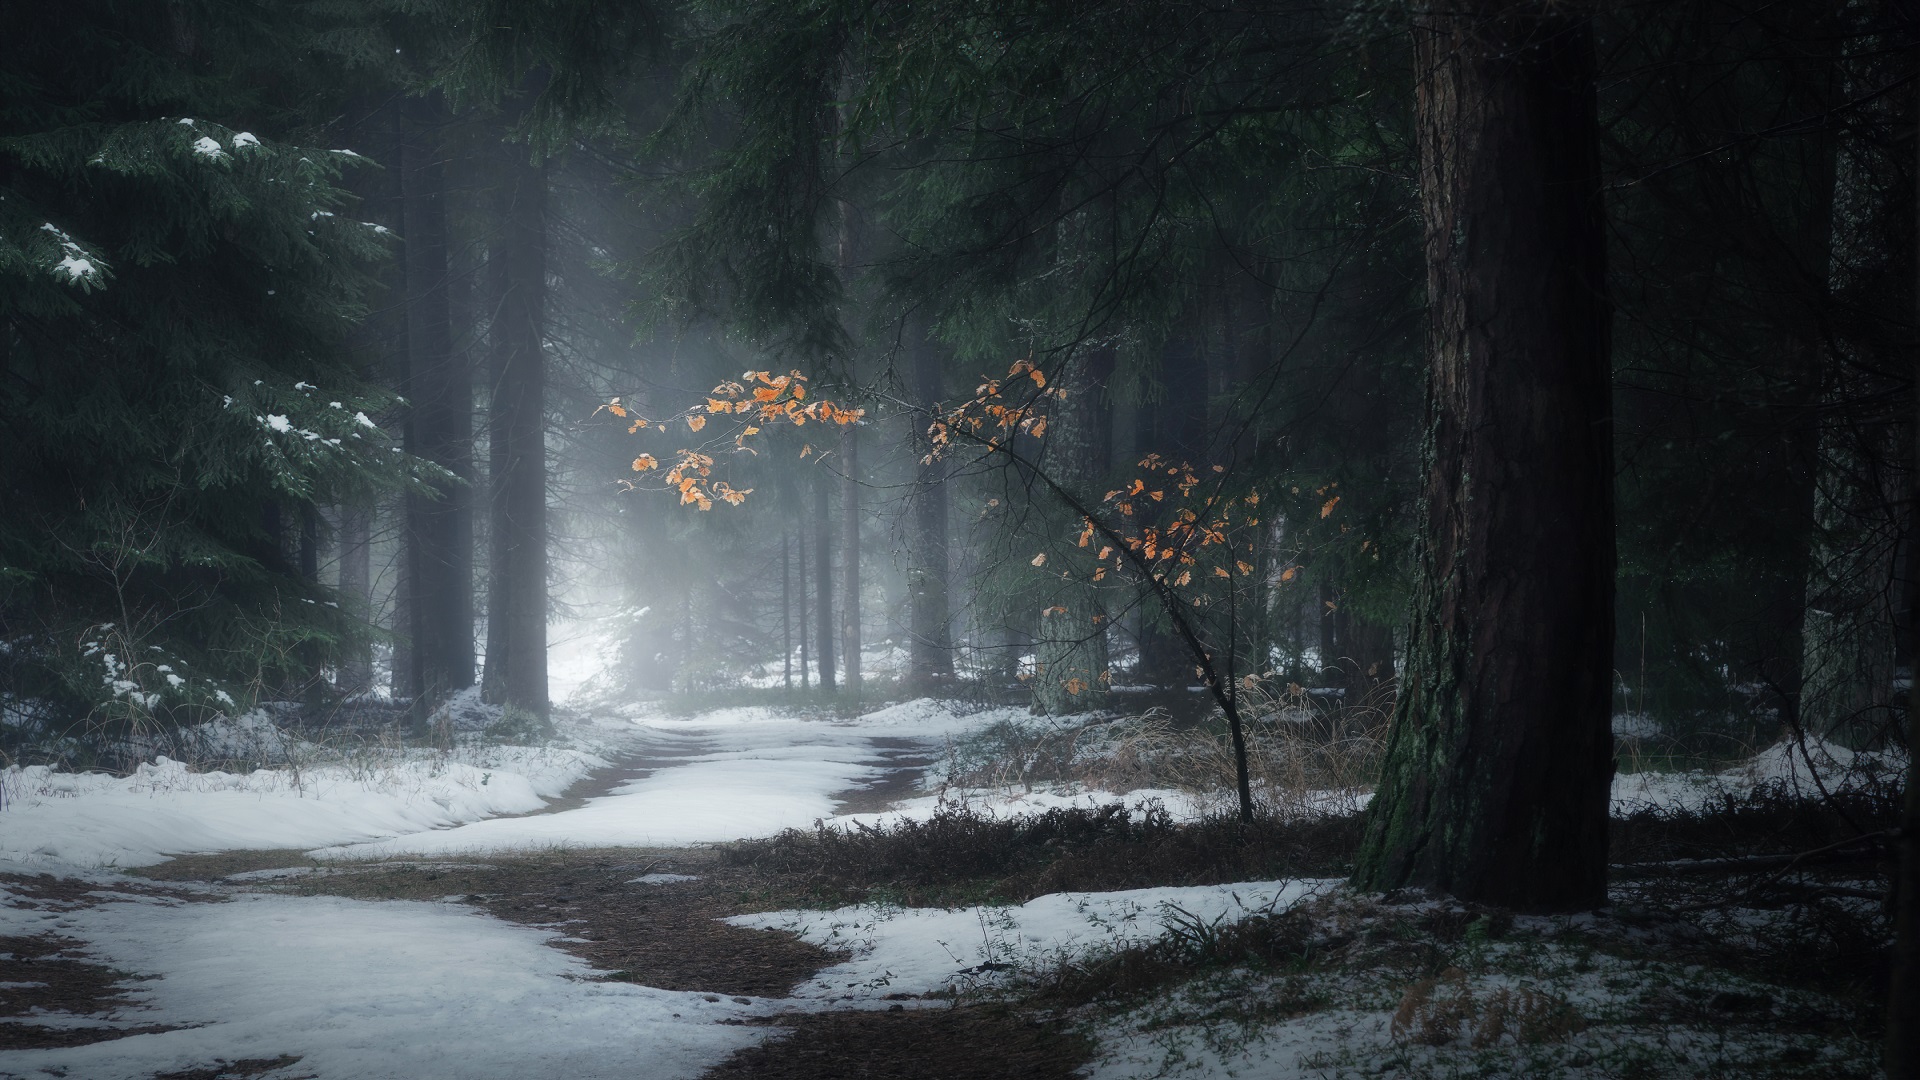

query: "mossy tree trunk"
(1352, 0), (1615, 911)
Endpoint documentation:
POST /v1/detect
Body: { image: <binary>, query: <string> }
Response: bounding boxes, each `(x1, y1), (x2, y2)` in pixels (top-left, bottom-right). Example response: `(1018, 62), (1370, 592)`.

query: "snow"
(230, 131), (260, 149)
(730, 879), (1331, 1002)
(0, 891), (771, 1080)
(190, 136), (225, 159)
(1610, 734), (1903, 813)
(53, 255), (96, 281)
(262, 413), (291, 433)
(0, 747), (600, 870)
(311, 698), (1035, 859)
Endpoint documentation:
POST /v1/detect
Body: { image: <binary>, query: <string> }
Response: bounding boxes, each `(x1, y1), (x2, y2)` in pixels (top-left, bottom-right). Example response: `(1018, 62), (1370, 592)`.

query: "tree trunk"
(400, 90), (473, 708)
(814, 472), (836, 690)
(337, 504), (373, 694)
(1352, 1), (1615, 912)
(840, 422), (863, 699)
(1884, 45), (1920, 1080)
(798, 518), (812, 689)
(782, 530), (793, 690)
(1031, 347), (1114, 715)
(1138, 320), (1209, 685)
(480, 132), (549, 720)
(1801, 16), (1904, 744)
(907, 323), (955, 692)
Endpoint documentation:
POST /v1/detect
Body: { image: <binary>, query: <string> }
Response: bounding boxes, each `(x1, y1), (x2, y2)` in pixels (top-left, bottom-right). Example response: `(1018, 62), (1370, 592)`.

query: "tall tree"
(813, 471), (837, 690)
(479, 132), (550, 720)
(1031, 347), (1114, 714)
(399, 90), (475, 705)
(1352, 1), (1615, 910)
(906, 322), (955, 691)
(840, 421), (863, 698)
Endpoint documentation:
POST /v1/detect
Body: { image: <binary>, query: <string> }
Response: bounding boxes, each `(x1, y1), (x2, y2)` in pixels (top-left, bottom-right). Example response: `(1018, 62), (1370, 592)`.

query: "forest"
(0, 0), (1916, 1078)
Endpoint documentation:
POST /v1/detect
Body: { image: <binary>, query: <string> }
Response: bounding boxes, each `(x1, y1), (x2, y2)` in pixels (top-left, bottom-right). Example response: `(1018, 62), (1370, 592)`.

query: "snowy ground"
(0, 685), (1896, 1080)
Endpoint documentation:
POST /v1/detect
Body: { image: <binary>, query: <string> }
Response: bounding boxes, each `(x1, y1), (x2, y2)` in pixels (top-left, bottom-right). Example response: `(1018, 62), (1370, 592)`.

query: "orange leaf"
(1236, 560), (1254, 576)
(1030, 553), (1047, 567)
(1213, 567), (1231, 578)
(607, 402), (627, 418)
(688, 415), (707, 432)
(631, 454), (658, 471)
(1280, 566), (1299, 583)
(1320, 496), (1340, 518)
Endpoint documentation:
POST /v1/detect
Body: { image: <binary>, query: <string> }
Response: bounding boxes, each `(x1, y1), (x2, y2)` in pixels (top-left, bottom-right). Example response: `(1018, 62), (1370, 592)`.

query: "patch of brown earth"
(701, 1005), (1091, 1080)
(0, 933), (177, 1049)
(830, 737), (939, 815)
(153, 1055), (310, 1079)
(251, 848), (838, 998)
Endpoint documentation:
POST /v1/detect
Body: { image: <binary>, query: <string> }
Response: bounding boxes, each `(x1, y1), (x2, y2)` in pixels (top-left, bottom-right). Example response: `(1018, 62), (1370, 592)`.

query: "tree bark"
(1884, 31), (1920, 1078)
(814, 471), (836, 690)
(1351, 1), (1615, 912)
(1031, 347), (1114, 715)
(798, 516), (812, 689)
(337, 504), (373, 694)
(907, 323), (955, 692)
(479, 131), (549, 720)
(1138, 320), (1209, 685)
(840, 421), (863, 699)
(400, 90), (474, 708)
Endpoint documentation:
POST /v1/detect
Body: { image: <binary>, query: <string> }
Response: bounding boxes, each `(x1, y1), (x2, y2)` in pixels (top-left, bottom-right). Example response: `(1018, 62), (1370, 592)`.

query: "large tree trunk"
(1351, 1), (1614, 912)
(814, 472), (836, 690)
(1031, 347), (1114, 715)
(479, 136), (549, 720)
(907, 323), (955, 692)
(1884, 44), (1920, 1080)
(400, 90), (474, 708)
(1800, 16), (1904, 744)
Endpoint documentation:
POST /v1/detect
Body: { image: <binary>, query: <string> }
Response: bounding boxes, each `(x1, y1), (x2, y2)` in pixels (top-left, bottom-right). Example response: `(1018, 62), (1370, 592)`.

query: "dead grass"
(941, 683), (1389, 818)
(701, 1004), (1092, 1080)
(723, 801), (1363, 909)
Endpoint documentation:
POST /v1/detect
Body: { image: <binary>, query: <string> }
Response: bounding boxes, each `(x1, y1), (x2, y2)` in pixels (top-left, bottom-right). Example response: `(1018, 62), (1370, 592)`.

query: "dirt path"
(0, 734), (1087, 1079)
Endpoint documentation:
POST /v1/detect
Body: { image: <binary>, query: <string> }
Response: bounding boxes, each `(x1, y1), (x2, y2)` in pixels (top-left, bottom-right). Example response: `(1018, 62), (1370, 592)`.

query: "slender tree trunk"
(480, 129), (549, 720)
(907, 323), (955, 692)
(337, 504), (373, 694)
(1031, 347), (1114, 715)
(798, 520), (811, 689)
(782, 531), (793, 690)
(1138, 321), (1209, 685)
(814, 472), (836, 690)
(1352, 1), (1614, 912)
(841, 422), (863, 699)
(400, 90), (473, 708)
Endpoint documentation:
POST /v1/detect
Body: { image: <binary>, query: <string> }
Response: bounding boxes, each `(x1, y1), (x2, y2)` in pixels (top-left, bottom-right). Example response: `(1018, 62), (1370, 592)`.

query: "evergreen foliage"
(0, 0), (434, 741)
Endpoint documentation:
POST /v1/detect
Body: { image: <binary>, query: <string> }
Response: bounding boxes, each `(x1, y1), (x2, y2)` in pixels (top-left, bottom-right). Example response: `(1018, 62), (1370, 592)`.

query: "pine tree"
(0, 0), (432, 738)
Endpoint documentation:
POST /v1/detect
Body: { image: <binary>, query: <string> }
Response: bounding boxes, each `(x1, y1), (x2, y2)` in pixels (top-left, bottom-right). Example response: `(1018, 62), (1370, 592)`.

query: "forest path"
(0, 700), (1090, 1080)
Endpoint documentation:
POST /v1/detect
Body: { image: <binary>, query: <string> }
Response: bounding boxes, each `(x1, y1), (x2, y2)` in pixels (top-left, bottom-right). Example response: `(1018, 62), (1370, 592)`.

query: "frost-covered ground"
(0, 684), (1899, 1080)
(731, 879), (1334, 1003)
(0, 883), (773, 1080)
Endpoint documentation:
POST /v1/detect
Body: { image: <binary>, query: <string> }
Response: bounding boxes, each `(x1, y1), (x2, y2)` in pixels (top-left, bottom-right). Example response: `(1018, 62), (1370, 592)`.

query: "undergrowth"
(722, 801), (1363, 909)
